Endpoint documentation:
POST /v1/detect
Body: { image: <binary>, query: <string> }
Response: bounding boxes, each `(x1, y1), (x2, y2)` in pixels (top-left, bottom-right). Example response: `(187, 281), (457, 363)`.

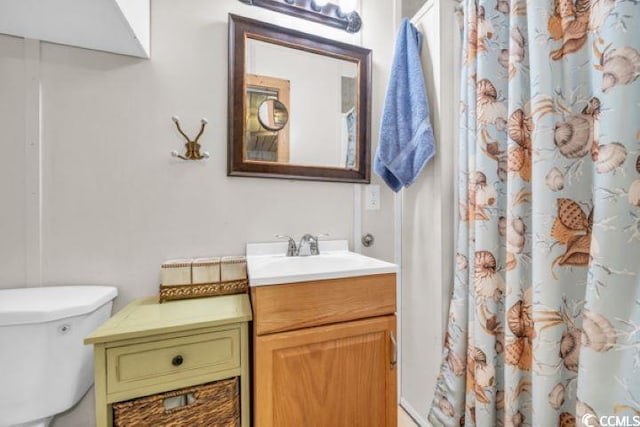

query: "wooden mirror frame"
(228, 14), (372, 183)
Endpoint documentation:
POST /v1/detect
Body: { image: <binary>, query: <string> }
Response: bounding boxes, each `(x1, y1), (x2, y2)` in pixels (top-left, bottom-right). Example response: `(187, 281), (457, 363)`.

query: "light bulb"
(339, 0), (357, 13)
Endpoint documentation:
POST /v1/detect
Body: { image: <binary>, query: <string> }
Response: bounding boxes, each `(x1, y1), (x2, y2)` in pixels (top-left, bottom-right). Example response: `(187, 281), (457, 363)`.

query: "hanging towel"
(374, 18), (435, 192)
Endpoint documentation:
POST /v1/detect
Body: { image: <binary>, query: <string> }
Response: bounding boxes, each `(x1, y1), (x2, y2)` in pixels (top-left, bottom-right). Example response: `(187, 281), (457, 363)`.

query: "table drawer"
(106, 328), (240, 395)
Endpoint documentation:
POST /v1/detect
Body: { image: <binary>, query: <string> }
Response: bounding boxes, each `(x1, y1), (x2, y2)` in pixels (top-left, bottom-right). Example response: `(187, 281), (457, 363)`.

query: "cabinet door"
(254, 315), (397, 427)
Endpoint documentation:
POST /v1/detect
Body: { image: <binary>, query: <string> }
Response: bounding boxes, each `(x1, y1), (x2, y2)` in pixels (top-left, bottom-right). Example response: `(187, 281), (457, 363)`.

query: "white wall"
(0, 0), (397, 425)
(403, 0), (428, 18)
(400, 0), (460, 425)
(0, 0), (150, 58)
(115, 0), (151, 54)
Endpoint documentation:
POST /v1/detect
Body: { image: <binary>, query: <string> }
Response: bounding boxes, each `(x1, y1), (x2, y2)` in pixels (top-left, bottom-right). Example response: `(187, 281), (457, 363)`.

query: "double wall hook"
(171, 116), (210, 160)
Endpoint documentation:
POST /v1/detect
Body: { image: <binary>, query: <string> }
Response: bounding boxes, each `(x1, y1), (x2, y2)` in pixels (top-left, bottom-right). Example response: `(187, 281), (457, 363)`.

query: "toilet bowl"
(0, 286), (118, 427)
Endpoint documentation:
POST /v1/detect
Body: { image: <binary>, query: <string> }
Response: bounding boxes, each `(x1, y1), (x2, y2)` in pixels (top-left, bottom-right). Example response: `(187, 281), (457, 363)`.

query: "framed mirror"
(228, 14), (372, 183)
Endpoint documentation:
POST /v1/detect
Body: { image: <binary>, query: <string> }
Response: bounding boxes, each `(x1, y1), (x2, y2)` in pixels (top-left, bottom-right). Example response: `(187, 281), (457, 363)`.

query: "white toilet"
(0, 286), (118, 427)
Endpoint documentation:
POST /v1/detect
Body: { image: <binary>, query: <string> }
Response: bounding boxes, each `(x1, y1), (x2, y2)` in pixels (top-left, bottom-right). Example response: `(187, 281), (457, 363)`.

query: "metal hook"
(170, 116), (210, 160)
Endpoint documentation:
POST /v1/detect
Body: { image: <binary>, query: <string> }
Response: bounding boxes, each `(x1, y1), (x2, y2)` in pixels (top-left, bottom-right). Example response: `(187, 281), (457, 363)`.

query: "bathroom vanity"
(247, 241), (398, 426)
(85, 294), (252, 427)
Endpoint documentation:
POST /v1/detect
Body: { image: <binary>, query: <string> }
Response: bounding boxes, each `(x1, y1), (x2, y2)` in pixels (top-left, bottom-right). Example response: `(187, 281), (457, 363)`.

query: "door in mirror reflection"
(245, 74), (291, 162)
(245, 39), (359, 169)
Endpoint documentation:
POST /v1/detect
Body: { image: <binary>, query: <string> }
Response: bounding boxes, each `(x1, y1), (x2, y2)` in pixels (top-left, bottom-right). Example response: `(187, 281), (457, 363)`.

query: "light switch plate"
(365, 185), (380, 211)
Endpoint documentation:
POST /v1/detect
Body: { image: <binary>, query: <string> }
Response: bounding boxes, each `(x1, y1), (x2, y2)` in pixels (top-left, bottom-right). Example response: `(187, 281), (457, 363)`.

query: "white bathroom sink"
(246, 240), (398, 286)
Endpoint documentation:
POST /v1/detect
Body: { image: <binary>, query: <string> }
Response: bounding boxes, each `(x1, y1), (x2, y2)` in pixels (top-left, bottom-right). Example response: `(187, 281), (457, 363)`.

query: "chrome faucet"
(297, 233), (329, 256)
(296, 234), (318, 257)
(275, 235), (297, 257)
(276, 233), (329, 256)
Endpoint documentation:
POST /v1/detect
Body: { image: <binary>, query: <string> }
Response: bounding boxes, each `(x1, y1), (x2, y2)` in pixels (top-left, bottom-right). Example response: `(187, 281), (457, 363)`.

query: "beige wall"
(0, 0), (397, 425)
(0, 34), (26, 289)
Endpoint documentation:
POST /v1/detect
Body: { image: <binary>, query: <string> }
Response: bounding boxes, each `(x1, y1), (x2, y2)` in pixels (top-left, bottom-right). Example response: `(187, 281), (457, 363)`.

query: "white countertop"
(246, 240), (398, 286)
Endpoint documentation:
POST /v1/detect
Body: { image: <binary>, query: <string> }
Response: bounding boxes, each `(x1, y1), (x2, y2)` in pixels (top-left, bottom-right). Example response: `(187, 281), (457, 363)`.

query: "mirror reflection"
(258, 99), (289, 131)
(245, 39), (359, 169)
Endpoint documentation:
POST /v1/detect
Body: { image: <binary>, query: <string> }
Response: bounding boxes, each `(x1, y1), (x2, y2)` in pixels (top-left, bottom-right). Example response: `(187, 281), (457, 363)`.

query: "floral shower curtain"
(428, 0), (640, 426)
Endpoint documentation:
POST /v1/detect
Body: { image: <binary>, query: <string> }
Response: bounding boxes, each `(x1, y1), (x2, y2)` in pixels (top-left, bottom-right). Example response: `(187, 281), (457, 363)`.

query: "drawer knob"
(172, 355), (184, 366)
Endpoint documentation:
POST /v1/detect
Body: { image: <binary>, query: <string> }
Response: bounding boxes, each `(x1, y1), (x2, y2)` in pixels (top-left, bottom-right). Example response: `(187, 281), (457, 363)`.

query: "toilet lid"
(0, 286), (118, 326)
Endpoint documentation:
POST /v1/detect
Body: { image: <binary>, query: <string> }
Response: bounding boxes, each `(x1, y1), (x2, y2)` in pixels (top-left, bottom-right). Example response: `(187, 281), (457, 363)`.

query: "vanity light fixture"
(238, 0), (362, 33)
(310, 0), (329, 11)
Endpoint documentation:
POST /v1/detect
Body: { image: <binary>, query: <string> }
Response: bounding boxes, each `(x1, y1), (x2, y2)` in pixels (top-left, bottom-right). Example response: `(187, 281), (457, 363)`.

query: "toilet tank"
(0, 286), (118, 427)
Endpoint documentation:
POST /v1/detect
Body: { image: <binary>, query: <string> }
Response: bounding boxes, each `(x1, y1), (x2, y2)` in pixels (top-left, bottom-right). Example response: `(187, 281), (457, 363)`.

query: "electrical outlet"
(365, 185), (380, 211)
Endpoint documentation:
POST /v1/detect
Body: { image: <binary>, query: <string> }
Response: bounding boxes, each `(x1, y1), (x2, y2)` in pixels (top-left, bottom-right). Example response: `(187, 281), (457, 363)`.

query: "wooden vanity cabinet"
(251, 273), (397, 427)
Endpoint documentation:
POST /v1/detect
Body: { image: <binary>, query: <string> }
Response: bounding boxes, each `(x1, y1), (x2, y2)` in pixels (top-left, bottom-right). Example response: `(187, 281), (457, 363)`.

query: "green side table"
(85, 294), (252, 427)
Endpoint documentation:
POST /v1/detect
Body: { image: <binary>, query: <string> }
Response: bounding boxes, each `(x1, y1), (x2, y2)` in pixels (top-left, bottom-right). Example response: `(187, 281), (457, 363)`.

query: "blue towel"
(374, 18), (435, 192)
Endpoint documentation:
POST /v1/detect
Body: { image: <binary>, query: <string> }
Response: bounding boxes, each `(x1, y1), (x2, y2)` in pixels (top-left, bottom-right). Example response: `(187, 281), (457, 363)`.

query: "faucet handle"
(310, 233), (329, 255)
(275, 234), (297, 257)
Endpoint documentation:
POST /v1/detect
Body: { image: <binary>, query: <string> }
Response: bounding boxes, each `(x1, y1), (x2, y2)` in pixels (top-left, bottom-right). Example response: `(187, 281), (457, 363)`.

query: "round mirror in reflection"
(257, 99), (289, 131)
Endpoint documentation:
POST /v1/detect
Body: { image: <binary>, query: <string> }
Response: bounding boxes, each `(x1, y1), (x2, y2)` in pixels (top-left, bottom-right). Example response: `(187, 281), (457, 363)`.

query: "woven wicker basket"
(159, 279), (248, 303)
(113, 377), (240, 426)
